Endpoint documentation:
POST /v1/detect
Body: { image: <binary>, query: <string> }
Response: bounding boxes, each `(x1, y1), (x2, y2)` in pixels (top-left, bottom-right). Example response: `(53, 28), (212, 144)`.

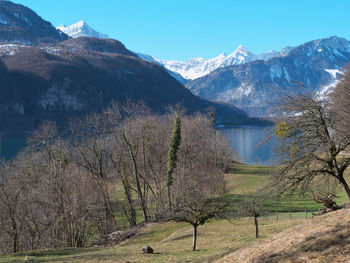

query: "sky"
(12, 0), (350, 61)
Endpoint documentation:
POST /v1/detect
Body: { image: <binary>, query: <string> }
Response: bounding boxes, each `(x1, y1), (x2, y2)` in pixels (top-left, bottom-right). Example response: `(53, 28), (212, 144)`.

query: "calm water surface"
(219, 126), (272, 165)
(0, 136), (27, 160)
(1, 127), (273, 164)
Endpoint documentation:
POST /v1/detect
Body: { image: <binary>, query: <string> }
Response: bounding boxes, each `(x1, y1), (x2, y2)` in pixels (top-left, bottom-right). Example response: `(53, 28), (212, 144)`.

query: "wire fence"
(222, 209), (323, 221)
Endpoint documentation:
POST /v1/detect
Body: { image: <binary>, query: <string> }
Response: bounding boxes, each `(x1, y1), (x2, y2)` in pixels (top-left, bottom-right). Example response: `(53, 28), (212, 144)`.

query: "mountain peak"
(56, 20), (109, 39)
(75, 20), (86, 26)
(236, 44), (247, 52)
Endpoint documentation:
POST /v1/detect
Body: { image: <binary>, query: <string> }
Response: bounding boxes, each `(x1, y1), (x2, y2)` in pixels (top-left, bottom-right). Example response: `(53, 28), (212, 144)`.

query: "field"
(0, 163), (348, 263)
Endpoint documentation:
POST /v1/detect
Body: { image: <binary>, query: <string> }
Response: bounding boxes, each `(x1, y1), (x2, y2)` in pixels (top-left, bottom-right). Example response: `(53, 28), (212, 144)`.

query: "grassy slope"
(1, 163), (348, 263)
(1, 219), (304, 263)
(216, 206), (350, 263)
(225, 163), (348, 213)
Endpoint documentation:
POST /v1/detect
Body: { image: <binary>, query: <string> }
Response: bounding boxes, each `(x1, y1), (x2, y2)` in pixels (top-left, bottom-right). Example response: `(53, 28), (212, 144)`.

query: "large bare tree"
(271, 87), (350, 200)
(331, 66), (350, 136)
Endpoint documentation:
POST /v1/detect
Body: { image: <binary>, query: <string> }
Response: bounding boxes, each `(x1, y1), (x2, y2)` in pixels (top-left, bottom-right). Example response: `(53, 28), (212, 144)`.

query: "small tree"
(238, 196), (264, 238)
(171, 196), (227, 251)
(169, 162), (226, 251)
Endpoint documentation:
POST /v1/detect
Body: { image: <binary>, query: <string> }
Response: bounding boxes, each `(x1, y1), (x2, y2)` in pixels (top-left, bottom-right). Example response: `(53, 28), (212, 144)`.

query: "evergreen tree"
(166, 113), (181, 211)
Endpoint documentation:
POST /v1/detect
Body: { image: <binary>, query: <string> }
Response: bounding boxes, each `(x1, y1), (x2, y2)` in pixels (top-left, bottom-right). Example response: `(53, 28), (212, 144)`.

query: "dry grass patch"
(215, 207), (350, 263)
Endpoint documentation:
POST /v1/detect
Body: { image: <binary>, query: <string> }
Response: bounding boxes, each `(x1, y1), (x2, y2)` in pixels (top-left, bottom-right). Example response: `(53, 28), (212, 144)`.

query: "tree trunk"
(120, 166), (137, 227)
(12, 220), (19, 253)
(102, 193), (117, 233)
(336, 174), (350, 201)
(167, 187), (172, 212)
(254, 215), (259, 238)
(124, 133), (149, 222)
(192, 224), (198, 251)
(339, 175), (350, 201)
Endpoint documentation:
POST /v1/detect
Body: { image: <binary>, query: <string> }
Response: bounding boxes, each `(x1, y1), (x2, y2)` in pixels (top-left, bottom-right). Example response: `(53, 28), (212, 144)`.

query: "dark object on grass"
(142, 245), (153, 254)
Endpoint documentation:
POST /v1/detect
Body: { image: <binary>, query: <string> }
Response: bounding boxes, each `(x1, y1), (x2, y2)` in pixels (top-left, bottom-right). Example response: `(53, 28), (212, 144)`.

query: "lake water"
(0, 136), (27, 160)
(219, 126), (272, 165)
(0, 126), (273, 164)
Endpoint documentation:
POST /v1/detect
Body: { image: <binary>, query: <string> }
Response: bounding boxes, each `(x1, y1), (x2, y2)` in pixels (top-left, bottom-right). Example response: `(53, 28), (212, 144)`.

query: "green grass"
(2, 162), (349, 262)
(224, 163), (348, 213)
(0, 218), (304, 263)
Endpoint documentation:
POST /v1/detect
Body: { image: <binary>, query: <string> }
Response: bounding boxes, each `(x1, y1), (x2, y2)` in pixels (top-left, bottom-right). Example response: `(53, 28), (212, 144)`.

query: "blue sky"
(13, 0), (350, 61)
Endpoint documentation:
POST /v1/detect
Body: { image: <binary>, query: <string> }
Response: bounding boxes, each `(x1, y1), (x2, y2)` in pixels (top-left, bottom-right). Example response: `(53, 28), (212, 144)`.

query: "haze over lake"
(219, 126), (272, 165)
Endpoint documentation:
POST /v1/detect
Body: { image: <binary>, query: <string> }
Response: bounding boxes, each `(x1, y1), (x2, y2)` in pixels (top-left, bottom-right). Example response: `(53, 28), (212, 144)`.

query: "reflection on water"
(0, 127), (272, 164)
(219, 126), (272, 165)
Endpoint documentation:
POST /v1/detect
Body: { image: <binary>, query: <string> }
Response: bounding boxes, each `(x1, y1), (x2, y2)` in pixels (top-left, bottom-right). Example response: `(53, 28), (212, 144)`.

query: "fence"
(222, 209), (322, 221)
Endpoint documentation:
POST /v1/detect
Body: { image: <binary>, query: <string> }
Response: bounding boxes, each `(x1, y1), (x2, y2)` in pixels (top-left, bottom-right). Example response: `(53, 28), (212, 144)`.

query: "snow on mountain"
(144, 45), (293, 80)
(57, 20), (109, 39)
(137, 53), (188, 85)
(186, 36), (350, 116)
(256, 46), (294, 60)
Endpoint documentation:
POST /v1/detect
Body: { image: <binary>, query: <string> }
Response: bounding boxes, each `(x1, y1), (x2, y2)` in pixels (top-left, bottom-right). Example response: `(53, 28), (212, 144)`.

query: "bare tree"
(331, 66), (350, 136)
(69, 115), (117, 233)
(170, 159), (226, 251)
(0, 161), (24, 253)
(271, 86), (350, 201)
(238, 196), (265, 238)
(171, 196), (227, 251)
(104, 103), (137, 227)
(118, 102), (152, 223)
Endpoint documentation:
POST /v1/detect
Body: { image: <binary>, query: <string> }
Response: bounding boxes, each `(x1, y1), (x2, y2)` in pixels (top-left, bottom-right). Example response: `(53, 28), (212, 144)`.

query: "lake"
(0, 126), (273, 164)
(0, 135), (27, 160)
(219, 126), (272, 165)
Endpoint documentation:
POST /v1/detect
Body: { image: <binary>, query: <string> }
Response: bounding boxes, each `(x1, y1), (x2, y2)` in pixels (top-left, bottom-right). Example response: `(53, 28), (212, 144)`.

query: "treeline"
(0, 102), (234, 254)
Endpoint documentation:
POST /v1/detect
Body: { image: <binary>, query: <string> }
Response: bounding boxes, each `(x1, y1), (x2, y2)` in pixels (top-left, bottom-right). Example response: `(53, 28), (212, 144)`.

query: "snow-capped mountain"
(57, 20), (109, 39)
(186, 36), (350, 116)
(141, 45), (294, 80)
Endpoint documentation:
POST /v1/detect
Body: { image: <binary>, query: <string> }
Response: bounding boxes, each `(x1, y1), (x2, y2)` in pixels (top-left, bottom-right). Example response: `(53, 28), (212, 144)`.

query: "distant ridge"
(186, 36), (350, 116)
(139, 45), (294, 80)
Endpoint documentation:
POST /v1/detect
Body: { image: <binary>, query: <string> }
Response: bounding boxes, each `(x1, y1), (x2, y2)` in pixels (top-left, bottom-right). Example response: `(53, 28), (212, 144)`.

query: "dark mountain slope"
(0, 0), (68, 44)
(0, 1), (267, 131)
(57, 37), (137, 56)
(0, 39), (257, 131)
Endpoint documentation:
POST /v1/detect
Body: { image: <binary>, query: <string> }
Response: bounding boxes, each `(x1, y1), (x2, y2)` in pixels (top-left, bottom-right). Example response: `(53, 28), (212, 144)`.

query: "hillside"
(216, 207), (350, 263)
(1, 164), (346, 263)
(0, 37), (258, 131)
(0, 1), (267, 132)
(2, 201), (348, 262)
(0, 0), (68, 44)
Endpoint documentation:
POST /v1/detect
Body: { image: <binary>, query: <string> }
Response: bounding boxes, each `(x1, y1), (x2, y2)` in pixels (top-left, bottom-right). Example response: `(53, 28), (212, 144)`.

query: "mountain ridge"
(186, 36), (350, 116)
(0, 1), (264, 132)
(140, 45), (295, 80)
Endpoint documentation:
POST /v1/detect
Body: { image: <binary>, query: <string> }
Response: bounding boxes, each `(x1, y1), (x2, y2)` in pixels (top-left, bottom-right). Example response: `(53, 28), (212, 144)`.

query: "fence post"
(289, 211), (291, 220)
(276, 210), (278, 222)
(305, 209), (307, 219)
